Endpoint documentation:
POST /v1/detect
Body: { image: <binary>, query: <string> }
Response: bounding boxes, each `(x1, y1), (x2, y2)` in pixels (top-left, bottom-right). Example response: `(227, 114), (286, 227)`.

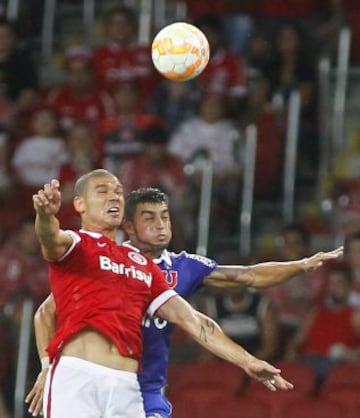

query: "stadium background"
(0, 0), (360, 417)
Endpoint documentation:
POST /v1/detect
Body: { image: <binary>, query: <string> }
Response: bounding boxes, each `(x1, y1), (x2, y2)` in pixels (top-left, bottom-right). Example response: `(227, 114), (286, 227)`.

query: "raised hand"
(243, 358), (294, 391)
(25, 368), (48, 416)
(33, 179), (62, 217)
(303, 246), (344, 271)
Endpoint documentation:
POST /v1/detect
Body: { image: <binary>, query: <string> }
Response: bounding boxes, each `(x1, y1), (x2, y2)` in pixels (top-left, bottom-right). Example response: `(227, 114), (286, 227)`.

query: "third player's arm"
(156, 295), (293, 391)
(34, 294), (57, 361)
(204, 247), (343, 289)
(25, 294), (56, 416)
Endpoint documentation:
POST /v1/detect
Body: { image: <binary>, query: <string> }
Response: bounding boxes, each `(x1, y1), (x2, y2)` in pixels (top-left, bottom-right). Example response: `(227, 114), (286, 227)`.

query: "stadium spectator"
(98, 81), (163, 173)
(194, 14), (248, 118)
(0, 215), (49, 309)
(264, 223), (329, 341)
(169, 93), (242, 181)
(240, 75), (285, 196)
(169, 92), (242, 238)
(119, 124), (186, 198)
(57, 122), (98, 230)
(201, 286), (279, 361)
(285, 263), (360, 381)
(345, 233), (360, 307)
(0, 18), (39, 114)
(259, 0), (343, 53)
(343, 0), (360, 63)
(0, 129), (12, 201)
(148, 79), (198, 130)
(184, 0), (260, 56)
(11, 108), (68, 213)
(47, 45), (112, 132)
(92, 5), (158, 105)
(262, 22), (318, 175)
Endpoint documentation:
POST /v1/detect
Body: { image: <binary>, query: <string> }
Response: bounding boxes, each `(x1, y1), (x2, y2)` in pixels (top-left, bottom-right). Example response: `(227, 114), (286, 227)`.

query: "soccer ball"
(151, 22), (210, 82)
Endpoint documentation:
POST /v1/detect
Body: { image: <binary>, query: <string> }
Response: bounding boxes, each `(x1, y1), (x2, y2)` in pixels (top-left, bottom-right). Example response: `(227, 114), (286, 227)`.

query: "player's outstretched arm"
(25, 294), (56, 416)
(33, 179), (73, 261)
(156, 295), (293, 391)
(205, 246), (343, 288)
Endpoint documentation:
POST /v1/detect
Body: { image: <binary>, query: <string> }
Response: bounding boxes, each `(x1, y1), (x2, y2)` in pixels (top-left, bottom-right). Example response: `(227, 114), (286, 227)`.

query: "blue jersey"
(139, 249), (217, 393)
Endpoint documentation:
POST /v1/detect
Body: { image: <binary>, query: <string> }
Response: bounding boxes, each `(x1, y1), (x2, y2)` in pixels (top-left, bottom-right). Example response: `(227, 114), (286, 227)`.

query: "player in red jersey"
(32, 169), (292, 418)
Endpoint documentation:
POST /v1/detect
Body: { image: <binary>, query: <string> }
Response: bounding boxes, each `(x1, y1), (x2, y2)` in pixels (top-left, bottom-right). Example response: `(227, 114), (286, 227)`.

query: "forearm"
(210, 261), (306, 288)
(35, 212), (61, 250)
(189, 312), (256, 368)
(34, 296), (56, 361)
(35, 213), (72, 261)
(157, 297), (255, 368)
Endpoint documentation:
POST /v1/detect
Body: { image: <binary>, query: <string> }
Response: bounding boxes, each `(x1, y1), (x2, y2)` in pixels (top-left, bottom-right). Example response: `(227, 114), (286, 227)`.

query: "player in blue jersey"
(26, 188), (342, 417)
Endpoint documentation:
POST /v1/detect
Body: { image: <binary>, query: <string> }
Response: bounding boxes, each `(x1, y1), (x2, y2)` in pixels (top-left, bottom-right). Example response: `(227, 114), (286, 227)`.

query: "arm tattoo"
(199, 318), (216, 343)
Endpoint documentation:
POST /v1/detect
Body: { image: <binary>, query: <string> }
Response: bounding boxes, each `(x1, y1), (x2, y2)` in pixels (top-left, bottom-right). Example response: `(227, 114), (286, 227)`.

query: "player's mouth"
(156, 234), (168, 241)
(107, 207), (121, 215)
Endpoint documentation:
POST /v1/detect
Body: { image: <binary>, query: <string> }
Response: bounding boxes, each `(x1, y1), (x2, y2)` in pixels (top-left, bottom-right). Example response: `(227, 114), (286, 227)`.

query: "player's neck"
(140, 248), (161, 260)
(81, 222), (117, 241)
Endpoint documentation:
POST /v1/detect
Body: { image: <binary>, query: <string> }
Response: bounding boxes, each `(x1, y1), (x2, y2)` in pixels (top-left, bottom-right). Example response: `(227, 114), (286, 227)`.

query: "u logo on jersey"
(162, 270), (178, 288)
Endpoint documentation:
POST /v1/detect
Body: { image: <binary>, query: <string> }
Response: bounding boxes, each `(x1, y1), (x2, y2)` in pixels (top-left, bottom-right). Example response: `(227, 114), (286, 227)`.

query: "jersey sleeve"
(56, 230), (81, 262)
(147, 263), (177, 317)
(185, 252), (218, 291)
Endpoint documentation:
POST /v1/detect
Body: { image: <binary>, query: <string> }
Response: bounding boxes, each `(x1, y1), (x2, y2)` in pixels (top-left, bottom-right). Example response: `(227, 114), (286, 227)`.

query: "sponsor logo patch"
(128, 251), (148, 265)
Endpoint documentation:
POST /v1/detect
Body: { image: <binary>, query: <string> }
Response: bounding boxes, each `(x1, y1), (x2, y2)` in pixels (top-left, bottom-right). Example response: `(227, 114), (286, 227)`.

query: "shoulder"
(178, 251), (216, 268)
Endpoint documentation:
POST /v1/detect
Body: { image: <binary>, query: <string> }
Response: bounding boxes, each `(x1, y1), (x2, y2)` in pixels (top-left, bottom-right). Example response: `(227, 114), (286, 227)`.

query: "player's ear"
(73, 195), (85, 214)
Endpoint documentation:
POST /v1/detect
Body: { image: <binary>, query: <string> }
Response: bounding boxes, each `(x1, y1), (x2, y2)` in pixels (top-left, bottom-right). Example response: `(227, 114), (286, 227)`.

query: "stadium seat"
(171, 389), (269, 418)
(321, 389), (360, 418)
(321, 364), (360, 392)
(243, 361), (317, 418)
(281, 397), (345, 418)
(167, 360), (246, 394)
(246, 360), (317, 395)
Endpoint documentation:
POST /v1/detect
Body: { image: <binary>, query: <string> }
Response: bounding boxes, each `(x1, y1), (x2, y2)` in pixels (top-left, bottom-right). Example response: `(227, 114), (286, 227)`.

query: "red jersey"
(302, 306), (359, 356)
(47, 85), (112, 131)
(47, 230), (176, 361)
(92, 43), (158, 101)
(197, 49), (247, 97)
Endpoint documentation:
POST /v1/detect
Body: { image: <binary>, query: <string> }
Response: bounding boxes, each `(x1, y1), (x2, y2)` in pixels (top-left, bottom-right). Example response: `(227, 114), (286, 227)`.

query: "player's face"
(125, 202), (172, 254)
(76, 175), (124, 230)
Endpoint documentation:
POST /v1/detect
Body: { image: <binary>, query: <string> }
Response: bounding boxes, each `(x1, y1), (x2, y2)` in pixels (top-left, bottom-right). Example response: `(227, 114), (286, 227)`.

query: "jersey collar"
(122, 240), (172, 266)
(79, 229), (102, 238)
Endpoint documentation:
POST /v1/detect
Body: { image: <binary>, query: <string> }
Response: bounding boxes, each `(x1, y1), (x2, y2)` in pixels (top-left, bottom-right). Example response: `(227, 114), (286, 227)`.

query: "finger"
(51, 179), (60, 189)
(44, 183), (53, 199)
(326, 247), (344, 257)
(263, 379), (277, 391)
(274, 375), (294, 390)
(25, 387), (35, 403)
(37, 190), (51, 205)
(33, 396), (43, 416)
(262, 365), (281, 375)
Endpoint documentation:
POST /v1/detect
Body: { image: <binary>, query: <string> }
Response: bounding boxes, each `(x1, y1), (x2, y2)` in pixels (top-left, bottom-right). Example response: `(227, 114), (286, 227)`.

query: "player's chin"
(106, 214), (123, 226)
(151, 241), (169, 251)
(155, 236), (171, 246)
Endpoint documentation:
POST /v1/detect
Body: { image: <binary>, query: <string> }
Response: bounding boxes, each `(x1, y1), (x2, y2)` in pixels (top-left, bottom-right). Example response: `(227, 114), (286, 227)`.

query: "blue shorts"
(142, 391), (172, 418)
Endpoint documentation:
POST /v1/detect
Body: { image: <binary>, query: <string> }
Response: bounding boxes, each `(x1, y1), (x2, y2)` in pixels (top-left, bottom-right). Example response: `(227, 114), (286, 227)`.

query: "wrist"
(300, 258), (309, 272)
(41, 356), (50, 369)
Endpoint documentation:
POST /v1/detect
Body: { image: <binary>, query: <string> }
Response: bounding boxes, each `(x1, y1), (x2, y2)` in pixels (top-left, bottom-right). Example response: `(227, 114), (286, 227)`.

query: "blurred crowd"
(0, 0), (360, 415)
